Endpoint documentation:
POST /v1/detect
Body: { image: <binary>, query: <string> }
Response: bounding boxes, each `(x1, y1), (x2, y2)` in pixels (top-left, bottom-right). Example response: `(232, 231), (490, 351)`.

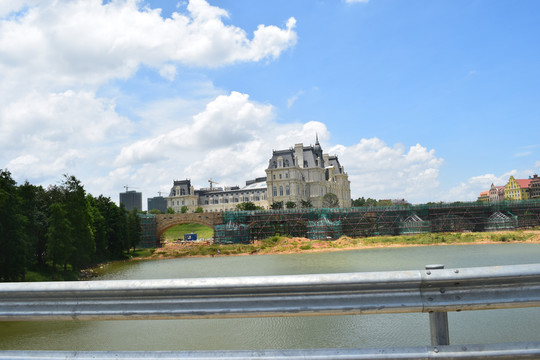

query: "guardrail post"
(426, 264), (450, 346)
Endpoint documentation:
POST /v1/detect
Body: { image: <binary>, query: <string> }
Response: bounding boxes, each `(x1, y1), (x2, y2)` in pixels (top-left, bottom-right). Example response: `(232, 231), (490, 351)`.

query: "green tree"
(46, 203), (74, 279)
(322, 193), (339, 208)
(301, 199), (313, 208)
(87, 194), (109, 261)
(0, 170), (28, 281)
(126, 208), (141, 252)
(18, 181), (49, 271)
(237, 201), (257, 211)
(180, 205), (189, 213)
(351, 197), (366, 207)
(166, 207), (176, 214)
(270, 201), (283, 210)
(62, 175), (95, 271)
(149, 209), (162, 214)
(365, 198), (378, 206)
(109, 203), (128, 258)
(194, 207), (204, 213)
(286, 201), (297, 209)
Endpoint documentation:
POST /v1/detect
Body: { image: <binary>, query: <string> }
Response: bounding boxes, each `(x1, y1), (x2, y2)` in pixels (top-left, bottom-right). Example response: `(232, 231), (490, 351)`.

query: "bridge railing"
(2, 263), (540, 359)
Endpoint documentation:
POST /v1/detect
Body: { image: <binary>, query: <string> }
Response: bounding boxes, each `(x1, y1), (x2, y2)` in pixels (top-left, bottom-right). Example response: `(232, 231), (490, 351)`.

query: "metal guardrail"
(1, 264), (540, 359)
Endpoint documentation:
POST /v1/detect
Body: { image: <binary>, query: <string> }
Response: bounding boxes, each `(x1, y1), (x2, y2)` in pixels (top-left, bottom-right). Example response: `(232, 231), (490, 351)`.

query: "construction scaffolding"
(307, 215), (342, 240)
(214, 200), (540, 243)
(214, 221), (250, 244)
(138, 213), (159, 248)
(484, 211), (518, 231)
(399, 214), (432, 235)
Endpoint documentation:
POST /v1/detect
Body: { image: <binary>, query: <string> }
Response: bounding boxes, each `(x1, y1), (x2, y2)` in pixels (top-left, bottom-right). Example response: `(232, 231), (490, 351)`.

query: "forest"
(0, 169), (141, 281)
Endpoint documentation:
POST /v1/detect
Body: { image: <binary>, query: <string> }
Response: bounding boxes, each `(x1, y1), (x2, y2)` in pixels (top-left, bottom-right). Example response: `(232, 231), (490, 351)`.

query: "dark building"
(148, 196), (168, 213)
(120, 190), (142, 211)
(530, 174), (540, 199)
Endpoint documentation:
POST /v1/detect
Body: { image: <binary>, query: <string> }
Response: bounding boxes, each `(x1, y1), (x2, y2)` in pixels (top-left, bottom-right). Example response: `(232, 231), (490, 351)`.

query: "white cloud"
(346, 0), (369, 3)
(114, 91), (275, 166)
(0, 90), (130, 150)
(330, 138), (444, 203)
(0, 89), (131, 185)
(536, 161), (540, 168)
(287, 90), (304, 108)
(0, 0), (297, 95)
(0, 0), (297, 204)
(159, 64), (177, 81)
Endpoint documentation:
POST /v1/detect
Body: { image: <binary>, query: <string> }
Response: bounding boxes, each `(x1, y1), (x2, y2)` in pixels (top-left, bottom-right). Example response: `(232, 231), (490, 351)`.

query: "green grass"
(162, 223), (214, 242)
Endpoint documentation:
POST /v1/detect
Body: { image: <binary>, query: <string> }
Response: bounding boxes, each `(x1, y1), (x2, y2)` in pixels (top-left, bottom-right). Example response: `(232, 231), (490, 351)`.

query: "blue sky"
(1, 0), (539, 207)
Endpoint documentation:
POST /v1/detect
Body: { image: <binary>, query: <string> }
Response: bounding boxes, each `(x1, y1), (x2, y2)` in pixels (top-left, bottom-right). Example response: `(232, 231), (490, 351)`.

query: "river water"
(1, 243), (540, 350)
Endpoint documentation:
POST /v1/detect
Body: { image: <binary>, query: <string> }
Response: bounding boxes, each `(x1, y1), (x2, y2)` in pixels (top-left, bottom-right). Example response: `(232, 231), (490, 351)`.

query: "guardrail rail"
(1, 263), (540, 359)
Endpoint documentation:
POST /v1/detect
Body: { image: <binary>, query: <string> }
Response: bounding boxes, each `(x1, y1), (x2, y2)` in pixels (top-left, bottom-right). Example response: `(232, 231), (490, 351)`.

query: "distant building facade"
(477, 190), (489, 202)
(504, 176), (531, 200)
(166, 137), (351, 212)
(167, 178), (268, 213)
(147, 196), (168, 213)
(488, 184), (505, 202)
(529, 174), (540, 199)
(120, 190), (142, 211)
(266, 138), (351, 208)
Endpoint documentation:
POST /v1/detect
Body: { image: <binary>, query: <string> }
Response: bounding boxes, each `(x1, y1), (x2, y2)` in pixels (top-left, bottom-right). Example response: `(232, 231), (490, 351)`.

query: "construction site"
(213, 199), (540, 244)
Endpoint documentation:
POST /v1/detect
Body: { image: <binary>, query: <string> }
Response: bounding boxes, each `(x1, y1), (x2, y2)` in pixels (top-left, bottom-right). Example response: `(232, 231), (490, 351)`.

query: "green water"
(1, 244), (540, 350)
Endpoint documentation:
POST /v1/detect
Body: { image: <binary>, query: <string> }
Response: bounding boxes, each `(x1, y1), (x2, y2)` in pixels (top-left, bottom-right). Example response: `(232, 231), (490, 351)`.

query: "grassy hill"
(162, 223), (214, 242)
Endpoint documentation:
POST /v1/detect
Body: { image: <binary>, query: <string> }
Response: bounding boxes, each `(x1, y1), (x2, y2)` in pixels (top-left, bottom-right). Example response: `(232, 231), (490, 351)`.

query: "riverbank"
(148, 229), (540, 259)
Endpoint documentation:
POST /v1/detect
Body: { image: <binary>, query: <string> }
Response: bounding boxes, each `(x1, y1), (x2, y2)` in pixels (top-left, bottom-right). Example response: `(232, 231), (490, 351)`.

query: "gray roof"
(267, 139), (344, 173)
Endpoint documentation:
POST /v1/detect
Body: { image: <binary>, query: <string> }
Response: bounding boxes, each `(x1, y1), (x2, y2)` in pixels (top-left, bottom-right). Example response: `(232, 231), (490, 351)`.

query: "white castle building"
(167, 137), (351, 212)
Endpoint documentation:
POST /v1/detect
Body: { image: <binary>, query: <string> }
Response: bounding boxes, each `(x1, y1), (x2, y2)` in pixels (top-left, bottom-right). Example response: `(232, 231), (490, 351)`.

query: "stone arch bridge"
(155, 213), (223, 240)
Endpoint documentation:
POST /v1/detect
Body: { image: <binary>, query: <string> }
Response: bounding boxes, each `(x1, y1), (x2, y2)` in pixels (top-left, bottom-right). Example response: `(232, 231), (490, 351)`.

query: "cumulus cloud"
(330, 139), (444, 203)
(0, 0), (297, 94)
(0, 0), (297, 202)
(0, 90), (130, 146)
(115, 91), (275, 165)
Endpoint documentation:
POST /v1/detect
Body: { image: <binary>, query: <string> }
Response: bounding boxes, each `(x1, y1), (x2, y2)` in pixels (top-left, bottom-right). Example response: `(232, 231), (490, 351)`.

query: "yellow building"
(504, 176), (531, 200)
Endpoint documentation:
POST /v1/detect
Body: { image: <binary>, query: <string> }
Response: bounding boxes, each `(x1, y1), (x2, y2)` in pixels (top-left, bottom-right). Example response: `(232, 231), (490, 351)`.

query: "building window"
(280, 186), (283, 196)
(286, 185), (290, 195)
(273, 187), (277, 196)
(279, 174), (282, 179)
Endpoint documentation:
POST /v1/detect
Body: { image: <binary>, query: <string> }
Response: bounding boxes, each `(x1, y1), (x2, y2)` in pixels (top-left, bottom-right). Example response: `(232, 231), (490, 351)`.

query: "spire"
(314, 133), (322, 153)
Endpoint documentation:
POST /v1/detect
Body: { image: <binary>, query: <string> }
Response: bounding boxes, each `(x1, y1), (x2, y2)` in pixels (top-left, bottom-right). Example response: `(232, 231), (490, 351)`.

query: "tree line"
(0, 170), (141, 281)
